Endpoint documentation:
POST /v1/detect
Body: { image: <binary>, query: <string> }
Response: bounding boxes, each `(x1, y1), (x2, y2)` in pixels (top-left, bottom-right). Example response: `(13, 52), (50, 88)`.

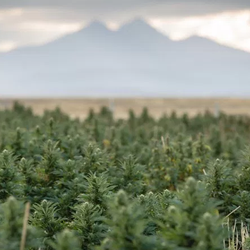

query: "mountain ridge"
(0, 18), (249, 97)
(1, 19), (249, 54)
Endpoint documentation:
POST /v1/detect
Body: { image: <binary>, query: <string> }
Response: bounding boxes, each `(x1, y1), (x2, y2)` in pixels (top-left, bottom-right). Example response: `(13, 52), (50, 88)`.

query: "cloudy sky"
(0, 0), (250, 52)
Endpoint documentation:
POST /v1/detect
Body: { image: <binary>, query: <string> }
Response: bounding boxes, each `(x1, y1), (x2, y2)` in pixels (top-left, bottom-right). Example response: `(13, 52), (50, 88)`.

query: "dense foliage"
(1, 102), (250, 250)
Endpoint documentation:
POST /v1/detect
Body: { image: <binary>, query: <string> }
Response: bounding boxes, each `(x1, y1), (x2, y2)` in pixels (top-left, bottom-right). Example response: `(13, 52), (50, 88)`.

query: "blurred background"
(0, 0), (250, 117)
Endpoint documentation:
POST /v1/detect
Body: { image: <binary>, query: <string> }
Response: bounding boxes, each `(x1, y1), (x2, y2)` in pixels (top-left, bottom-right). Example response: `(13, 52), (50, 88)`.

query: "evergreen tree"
(160, 177), (224, 250)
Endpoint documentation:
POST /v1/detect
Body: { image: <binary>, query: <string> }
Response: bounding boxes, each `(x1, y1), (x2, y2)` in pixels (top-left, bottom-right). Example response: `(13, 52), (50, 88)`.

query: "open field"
(1, 98), (250, 118)
(1, 100), (250, 249)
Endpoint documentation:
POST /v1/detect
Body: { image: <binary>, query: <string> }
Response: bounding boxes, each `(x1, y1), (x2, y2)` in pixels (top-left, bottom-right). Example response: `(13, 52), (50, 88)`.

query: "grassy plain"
(1, 98), (250, 118)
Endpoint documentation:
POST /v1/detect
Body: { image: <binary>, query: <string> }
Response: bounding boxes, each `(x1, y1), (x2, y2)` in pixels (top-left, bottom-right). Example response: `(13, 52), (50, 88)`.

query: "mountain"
(0, 19), (250, 97)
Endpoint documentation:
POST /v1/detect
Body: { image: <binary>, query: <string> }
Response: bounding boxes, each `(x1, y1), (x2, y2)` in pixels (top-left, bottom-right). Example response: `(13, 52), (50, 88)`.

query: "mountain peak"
(73, 20), (112, 37)
(128, 18), (149, 26)
(118, 18), (168, 38)
(119, 18), (152, 31)
(85, 20), (108, 31)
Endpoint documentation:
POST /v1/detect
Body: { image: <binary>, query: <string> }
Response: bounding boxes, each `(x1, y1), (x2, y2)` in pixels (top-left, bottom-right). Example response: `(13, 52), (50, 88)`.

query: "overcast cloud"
(1, 0), (250, 17)
(0, 0), (250, 18)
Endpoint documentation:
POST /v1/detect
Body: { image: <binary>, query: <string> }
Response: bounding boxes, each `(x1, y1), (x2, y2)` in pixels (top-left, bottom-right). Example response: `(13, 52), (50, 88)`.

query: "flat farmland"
(1, 98), (250, 119)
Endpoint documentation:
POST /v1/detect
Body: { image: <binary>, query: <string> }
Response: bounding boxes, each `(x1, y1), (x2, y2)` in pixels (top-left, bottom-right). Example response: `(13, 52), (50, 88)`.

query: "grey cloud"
(0, 28), (54, 46)
(0, 0), (250, 18)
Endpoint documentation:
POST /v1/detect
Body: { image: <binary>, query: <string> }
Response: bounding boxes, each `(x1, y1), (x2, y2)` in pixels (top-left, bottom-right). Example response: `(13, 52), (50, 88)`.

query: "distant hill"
(0, 19), (250, 97)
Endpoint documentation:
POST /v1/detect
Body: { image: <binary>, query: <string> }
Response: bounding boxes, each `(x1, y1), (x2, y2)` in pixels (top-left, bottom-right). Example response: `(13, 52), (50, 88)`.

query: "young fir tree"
(70, 202), (106, 250)
(80, 144), (108, 174)
(18, 157), (37, 202)
(98, 190), (157, 250)
(0, 197), (40, 250)
(205, 159), (237, 216)
(0, 150), (23, 201)
(160, 177), (224, 250)
(39, 140), (62, 185)
(238, 147), (250, 192)
(77, 172), (115, 210)
(49, 229), (81, 250)
(116, 155), (146, 196)
(138, 189), (175, 236)
(30, 200), (64, 249)
(54, 159), (86, 218)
